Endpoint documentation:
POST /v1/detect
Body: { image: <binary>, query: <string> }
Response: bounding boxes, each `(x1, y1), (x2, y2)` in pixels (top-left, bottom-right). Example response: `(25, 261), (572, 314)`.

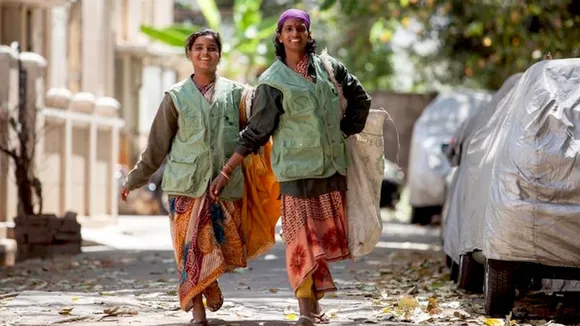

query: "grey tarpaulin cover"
(443, 74), (522, 263)
(408, 89), (491, 207)
(481, 59), (580, 266)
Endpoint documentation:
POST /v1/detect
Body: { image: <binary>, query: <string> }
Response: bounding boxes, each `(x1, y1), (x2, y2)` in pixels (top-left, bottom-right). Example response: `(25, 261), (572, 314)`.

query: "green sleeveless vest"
(162, 77), (245, 200)
(258, 55), (349, 182)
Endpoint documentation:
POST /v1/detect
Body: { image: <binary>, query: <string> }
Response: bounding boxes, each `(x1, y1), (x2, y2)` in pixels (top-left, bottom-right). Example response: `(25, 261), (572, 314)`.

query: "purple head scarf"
(277, 9), (311, 31)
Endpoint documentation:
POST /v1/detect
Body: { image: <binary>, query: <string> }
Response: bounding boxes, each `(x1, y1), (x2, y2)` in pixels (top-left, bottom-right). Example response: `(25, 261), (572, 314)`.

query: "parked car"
(443, 59), (580, 316)
(407, 89), (491, 224)
(441, 73), (523, 289)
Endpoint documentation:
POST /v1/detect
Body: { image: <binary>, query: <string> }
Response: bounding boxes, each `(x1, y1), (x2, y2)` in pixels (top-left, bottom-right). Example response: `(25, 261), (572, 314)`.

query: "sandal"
(203, 281), (224, 312)
(311, 300), (330, 324)
(190, 319), (209, 326)
(296, 315), (314, 326)
(311, 312), (330, 324)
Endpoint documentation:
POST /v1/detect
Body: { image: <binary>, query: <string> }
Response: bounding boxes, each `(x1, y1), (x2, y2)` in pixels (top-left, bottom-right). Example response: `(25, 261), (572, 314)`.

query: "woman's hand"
(120, 186), (130, 202)
(209, 172), (230, 201)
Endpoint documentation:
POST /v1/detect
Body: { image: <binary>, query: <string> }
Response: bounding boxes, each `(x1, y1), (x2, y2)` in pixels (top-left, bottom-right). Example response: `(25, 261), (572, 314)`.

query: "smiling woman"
(185, 30), (222, 74)
(208, 8), (373, 326)
(119, 29), (255, 326)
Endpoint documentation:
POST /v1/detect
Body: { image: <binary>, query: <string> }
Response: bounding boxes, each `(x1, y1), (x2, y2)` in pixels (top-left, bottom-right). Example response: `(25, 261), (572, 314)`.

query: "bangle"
(220, 170), (230, 180)
(222, 164), (233, 175)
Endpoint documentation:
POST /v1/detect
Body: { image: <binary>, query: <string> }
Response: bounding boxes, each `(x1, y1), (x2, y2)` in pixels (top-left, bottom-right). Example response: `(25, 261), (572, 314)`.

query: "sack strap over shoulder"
(239, 86), (255, 129)
(319, 50), (348, 116)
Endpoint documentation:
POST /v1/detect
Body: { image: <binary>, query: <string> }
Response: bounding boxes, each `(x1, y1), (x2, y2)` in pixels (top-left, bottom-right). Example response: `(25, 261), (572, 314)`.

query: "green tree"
(312, 5), (395, 91)
(322, 0), (580, 90)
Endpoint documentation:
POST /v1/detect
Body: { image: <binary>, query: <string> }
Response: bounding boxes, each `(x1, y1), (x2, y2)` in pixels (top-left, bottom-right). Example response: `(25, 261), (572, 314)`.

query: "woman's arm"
(122, 93), (179, 194)
(331, 58), (372, 136)
(234, 84), (284, 156)
(210, 84), (284, 199)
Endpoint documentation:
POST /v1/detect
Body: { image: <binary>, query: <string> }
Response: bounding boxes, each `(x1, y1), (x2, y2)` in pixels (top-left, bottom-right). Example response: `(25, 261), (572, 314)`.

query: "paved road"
(1, 214), (578, 325)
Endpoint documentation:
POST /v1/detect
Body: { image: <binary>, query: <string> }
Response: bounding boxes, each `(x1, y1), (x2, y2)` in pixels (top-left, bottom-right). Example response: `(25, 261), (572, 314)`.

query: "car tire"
(411, 205), (442, 225)
(458, 253), (484, 293)
(446, 255), (452, 269)
(380, 180), (399, 208)
(484, 259), (518, 317)
(450, 261), (459, 283)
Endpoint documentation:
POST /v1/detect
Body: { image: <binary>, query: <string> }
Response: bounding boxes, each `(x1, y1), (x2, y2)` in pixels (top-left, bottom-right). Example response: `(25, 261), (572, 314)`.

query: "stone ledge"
(0, 238), (17, 267)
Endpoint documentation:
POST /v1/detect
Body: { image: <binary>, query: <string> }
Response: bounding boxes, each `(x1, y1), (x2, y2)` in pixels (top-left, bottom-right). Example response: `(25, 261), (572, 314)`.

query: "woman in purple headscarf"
(210, 8), (371, 325)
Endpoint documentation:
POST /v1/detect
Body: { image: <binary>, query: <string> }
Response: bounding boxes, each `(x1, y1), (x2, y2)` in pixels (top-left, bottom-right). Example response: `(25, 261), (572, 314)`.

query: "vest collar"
(275, 54), (317, 84)
(187, 75), (229, 108)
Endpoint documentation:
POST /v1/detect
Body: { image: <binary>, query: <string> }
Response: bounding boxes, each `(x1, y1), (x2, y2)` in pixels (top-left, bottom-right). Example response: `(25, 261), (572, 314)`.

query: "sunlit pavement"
(1, 209), (578, 325)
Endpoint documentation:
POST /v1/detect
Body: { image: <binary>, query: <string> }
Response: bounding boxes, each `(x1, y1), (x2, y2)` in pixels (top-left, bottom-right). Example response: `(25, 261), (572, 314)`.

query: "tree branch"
(0, 145), (17, 160)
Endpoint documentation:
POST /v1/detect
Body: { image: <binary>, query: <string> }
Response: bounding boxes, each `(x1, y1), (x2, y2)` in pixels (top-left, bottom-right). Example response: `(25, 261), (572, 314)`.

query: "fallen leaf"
(269, 288), (279, 293)
(397, 296), (419, 311)
(453, 310), (471, 320)
(34, 281), (48, 290)
(71, 297), (80, 302)
(426, 296), (439, 312)
(405, 285), (418, 295)
(326, 308), (339, 318)
(484, 318), (505, 326)
(430, 281), (444, 290)
(58, 307), (74, 315)
(284, 313), (297, 321)
(102, 306), (138, 318)
(48, 316), (90, 325)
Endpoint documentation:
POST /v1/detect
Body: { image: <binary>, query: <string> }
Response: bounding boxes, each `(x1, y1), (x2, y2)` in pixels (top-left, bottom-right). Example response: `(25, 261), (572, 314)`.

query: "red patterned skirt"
(169, 194), (247, 311)
(281, 190), (350, 296)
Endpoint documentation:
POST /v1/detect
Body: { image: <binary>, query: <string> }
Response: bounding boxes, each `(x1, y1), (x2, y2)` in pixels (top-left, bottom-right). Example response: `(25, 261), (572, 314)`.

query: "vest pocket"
(162, 154), (199, 194)
(180, 110), (204, 130)
(280, 137), (324, 179)
(287, 92), (316, 116)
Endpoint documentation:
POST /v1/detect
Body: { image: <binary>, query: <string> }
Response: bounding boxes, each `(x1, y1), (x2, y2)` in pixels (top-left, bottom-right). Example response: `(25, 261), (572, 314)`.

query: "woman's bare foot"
(190, 294), (207, 325)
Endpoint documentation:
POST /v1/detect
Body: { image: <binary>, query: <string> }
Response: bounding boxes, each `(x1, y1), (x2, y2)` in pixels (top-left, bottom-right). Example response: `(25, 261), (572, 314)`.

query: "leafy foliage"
(323, 0), (580, 89)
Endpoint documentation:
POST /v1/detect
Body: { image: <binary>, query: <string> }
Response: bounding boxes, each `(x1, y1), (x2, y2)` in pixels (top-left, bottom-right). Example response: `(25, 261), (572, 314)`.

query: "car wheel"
(380, 180), (398, 208)
(458, 253), (484, 293)
(484, 259), (518, 317)
(450, 261), (459, 283)
(446, 255), (452, 269)
(411, 206), (442, 225)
